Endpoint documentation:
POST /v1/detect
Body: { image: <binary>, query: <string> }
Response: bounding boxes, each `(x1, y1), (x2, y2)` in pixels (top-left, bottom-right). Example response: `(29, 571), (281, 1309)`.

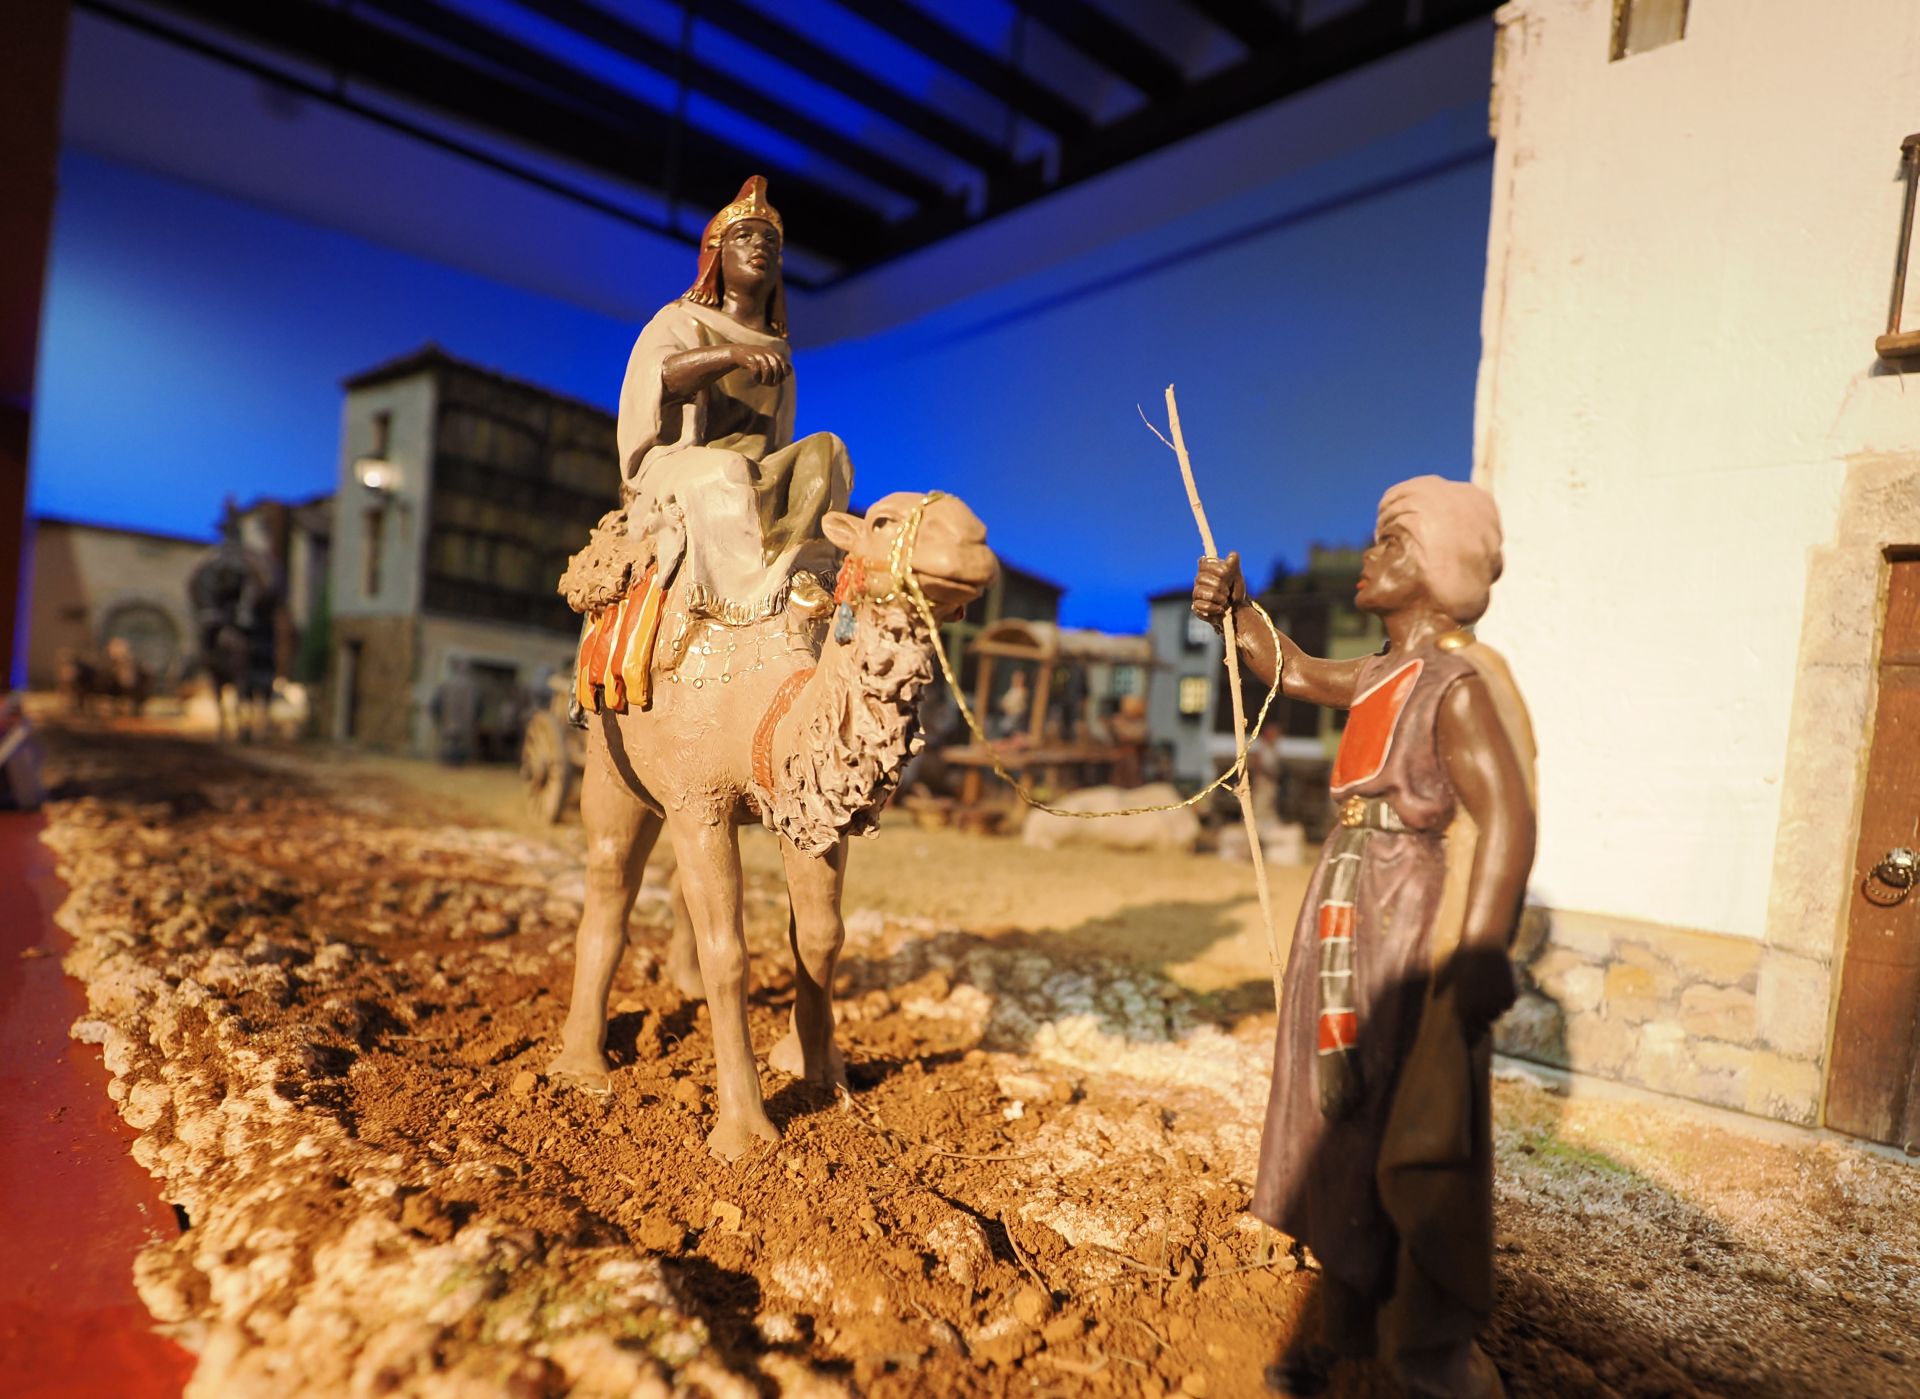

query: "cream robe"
(617, 300), (851, 625)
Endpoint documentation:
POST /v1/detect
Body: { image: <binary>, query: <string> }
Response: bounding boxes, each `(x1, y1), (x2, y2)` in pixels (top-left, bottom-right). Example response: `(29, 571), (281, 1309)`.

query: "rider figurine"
(619, 175), (852, 625)
(563, 176), (851, 711)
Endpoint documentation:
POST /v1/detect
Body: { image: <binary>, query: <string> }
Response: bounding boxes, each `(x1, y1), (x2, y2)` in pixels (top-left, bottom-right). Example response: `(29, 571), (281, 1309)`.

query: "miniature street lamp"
(1876, 133), (1920, 362)
(355, 456), (399, 496)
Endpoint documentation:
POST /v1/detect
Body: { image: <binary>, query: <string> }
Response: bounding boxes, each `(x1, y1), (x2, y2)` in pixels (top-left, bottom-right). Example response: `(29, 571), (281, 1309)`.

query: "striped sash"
(1314, 822), (1367, 1120)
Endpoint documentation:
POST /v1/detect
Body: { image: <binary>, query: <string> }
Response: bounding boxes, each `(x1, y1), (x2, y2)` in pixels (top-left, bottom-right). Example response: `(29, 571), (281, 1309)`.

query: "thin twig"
(933, 1148), (1032, 1162)
(1000, 1214), (1049, 1293)
(1117, 1315), (1167, 1348)
(1038, 1352), (1110, 1377)
(1092, 1244), (1176, 1278)
(1135, 402), (1175, 452)
(1202, 1256), (1294, 1279)
(908, 1300), (968, 1356)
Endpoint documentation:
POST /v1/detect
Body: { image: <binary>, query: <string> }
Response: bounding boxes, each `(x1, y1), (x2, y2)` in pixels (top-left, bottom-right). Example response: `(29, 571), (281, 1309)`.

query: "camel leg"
(768, 836), (849, 1089)
(671, 817), (779, 1161)
(548, 751), (662, 1093)
(663, 874), (705, 1001)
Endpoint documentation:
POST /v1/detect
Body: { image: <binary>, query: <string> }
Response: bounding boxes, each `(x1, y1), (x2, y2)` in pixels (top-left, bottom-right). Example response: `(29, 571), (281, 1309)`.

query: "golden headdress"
(683, 175), (787, 337)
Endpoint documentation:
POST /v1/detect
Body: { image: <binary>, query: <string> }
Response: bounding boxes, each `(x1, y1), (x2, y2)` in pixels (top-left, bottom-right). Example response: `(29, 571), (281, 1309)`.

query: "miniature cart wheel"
(520, 708), (574, 824)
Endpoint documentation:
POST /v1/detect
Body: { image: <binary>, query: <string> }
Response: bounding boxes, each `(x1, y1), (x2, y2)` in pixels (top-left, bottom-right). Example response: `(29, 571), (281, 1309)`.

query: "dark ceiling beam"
(506, 0), (956, 210)
(136, 0), (880, 263)
(1009, 0), (1185, 100)
(1056, 0), (1496, 189)
(862, 0), (1497, 274)
(829, 0), (1094, 139)
(78, 0), (722, 265)
(694, 0), (1016, 178)
(1180, 0), (1293, 50)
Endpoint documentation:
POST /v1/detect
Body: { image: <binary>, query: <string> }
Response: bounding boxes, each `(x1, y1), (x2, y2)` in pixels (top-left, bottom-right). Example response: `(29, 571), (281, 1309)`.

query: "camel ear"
(820, 511), (864, 554)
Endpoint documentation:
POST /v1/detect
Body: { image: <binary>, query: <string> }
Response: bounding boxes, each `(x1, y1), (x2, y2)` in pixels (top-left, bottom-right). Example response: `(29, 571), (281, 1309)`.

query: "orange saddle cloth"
(575, 564), (664, 714)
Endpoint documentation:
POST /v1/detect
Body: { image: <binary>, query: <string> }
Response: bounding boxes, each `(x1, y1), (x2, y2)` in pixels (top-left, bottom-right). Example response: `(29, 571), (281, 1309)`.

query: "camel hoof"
(768, 1030), (848, 1089)
(545, 1051), (613, 1096)
(706, 1112), (781, 1162)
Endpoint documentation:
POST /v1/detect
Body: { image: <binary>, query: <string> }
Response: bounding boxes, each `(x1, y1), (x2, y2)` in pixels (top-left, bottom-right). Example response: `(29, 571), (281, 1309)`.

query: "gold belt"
(1337, 795), (1408, 832)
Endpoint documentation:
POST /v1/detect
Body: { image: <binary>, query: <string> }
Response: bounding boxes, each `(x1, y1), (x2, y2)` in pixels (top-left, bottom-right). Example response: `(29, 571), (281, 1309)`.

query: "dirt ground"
(34, 721), (1920, 1398)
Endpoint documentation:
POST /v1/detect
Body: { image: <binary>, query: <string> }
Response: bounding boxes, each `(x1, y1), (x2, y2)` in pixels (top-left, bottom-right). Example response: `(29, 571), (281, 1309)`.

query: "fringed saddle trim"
(575, 564), (664, 714)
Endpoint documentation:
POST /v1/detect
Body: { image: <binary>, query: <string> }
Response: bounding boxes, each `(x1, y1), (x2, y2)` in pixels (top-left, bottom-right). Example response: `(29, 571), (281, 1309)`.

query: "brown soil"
(37, 724), (1920, 1398)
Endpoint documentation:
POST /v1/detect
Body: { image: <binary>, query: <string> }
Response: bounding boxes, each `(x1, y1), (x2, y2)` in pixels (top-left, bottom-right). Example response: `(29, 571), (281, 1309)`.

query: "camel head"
(821, 491), (997, 620)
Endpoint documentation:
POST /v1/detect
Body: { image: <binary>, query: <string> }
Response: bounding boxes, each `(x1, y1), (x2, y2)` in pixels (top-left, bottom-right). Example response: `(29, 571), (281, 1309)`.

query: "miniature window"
(1177, 675), (1210, 717)
(370, 410), (392, 458)
(1183, 612), (1212, 649)
(1610, 0), (1687, 60)
(363, 506), (385, 598)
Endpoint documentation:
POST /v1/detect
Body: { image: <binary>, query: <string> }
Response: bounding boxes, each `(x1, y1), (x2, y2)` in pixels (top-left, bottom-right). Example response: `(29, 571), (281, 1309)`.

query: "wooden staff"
(1164, 385), (1284, 1008)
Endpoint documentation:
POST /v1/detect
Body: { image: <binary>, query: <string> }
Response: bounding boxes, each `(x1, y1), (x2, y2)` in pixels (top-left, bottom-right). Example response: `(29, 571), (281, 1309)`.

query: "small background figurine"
(187, 503), (283, 742)
(1192, 474), (1536, 1399)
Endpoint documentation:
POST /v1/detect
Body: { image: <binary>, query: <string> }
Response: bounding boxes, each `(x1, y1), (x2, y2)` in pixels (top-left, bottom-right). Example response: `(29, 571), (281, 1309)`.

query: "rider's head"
(683, 175), (787, 336)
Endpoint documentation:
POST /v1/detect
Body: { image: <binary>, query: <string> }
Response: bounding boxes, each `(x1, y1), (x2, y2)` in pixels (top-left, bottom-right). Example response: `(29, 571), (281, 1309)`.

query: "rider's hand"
(1191, 552), (1246, 627)
(733, 345), (792, 386)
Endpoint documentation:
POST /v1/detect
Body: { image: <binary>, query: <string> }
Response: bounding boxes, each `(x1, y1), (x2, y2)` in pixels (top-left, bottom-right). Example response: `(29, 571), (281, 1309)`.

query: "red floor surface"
(0, 810), (196, 1397)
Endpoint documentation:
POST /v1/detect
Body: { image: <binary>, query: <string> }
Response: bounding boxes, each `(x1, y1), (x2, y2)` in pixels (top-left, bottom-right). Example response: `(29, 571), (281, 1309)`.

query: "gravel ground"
(37, 723), (1920, 1398)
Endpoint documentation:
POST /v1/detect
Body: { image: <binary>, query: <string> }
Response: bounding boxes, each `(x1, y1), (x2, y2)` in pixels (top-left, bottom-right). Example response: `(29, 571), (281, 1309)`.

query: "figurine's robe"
(1252, 637), (1534, 1369)
(617, 300), (851, 625)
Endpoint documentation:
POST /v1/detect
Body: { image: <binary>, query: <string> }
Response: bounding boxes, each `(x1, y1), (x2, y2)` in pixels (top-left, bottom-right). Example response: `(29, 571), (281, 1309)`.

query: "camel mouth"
(907, 554), (997, 619)
(909, 549), (996, 595)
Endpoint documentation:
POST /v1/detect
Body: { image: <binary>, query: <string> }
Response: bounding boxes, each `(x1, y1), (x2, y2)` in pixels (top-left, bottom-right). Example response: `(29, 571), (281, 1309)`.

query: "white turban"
(1376, 475), (1504, 625)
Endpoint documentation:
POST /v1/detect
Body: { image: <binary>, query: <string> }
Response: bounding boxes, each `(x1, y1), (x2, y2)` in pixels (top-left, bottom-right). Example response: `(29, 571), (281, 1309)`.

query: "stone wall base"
(1497, 906), (1830, 1126)
(320, 616), (418, 753)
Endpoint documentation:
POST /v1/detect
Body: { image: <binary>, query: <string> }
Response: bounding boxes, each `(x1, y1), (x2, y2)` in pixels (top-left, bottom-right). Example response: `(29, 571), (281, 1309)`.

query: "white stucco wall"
(1474, 0), (1920, 939)
(328, 374), (437, 624)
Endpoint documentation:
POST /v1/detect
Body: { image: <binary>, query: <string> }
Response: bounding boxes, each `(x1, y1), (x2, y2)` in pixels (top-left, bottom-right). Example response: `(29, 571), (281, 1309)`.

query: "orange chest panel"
(1329, 659), (1422, 791)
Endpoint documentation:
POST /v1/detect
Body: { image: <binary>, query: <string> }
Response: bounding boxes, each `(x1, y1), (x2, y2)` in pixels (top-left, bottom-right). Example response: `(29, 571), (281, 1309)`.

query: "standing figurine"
(1192, 476), (1536, 1399)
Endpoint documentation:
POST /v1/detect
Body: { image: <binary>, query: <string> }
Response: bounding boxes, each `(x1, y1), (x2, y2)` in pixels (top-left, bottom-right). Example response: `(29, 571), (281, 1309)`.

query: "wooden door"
(1827, 556), (1920, 1147)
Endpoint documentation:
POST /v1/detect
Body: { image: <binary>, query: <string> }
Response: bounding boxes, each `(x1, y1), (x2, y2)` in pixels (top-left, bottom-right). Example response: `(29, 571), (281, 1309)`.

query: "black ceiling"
(77, 0), (1499, 287)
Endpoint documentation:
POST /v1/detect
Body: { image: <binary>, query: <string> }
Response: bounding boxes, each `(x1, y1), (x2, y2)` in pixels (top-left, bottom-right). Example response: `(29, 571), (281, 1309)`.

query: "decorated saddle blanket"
(574, 564), (665, 714)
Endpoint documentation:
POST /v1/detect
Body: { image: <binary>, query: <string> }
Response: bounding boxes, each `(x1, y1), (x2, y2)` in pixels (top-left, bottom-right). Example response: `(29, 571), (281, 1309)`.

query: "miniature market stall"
(941, 618), (1157, 818)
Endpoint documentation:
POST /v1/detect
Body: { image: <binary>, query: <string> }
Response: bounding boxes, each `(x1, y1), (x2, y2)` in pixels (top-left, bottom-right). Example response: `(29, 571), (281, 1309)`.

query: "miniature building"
(24, 518), (206, 687)
(26, 497), (333, 697)
(323, 346), (619, 755)
(1145, 545), (1383, 793)
(323, 365), (1063, 758)
(1476, 0), (1920, 1141)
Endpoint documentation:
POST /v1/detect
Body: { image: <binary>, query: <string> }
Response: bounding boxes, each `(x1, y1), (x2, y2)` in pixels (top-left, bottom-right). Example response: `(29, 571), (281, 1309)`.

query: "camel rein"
(879, 491), (1284, 822)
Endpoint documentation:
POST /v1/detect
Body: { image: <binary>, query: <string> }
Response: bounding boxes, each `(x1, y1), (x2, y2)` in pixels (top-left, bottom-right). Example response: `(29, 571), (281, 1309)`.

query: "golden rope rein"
(878, 491), (1285, 820)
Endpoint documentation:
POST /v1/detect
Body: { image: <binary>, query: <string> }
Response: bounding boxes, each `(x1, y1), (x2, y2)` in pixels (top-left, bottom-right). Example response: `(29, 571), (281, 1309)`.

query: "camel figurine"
(547, 491), (997, 1160)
